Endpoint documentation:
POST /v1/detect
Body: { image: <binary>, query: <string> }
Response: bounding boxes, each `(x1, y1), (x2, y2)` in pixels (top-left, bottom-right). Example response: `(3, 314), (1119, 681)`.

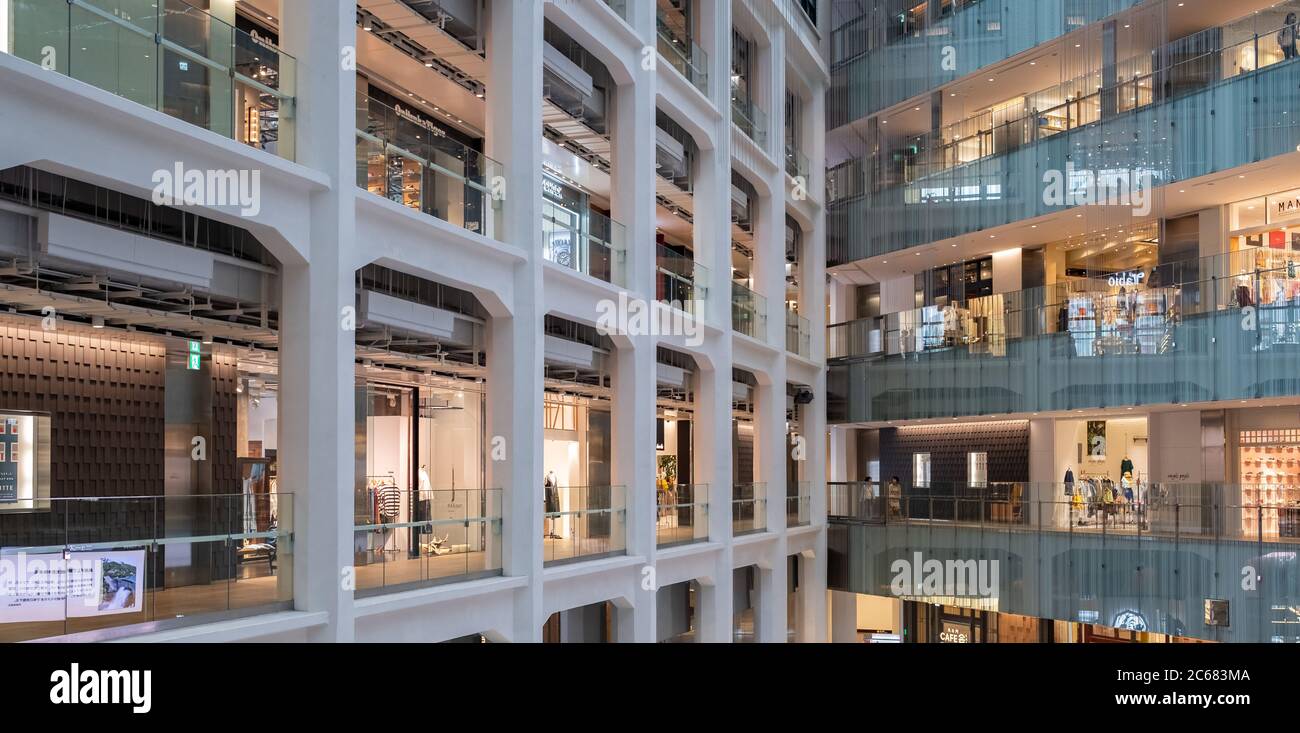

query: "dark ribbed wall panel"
(879, 421), (1029, 492)
(0, 323), (165, 547)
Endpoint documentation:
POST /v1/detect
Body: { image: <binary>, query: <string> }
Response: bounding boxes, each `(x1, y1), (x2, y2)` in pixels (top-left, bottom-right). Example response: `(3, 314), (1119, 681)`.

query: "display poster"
(0, 550), (146, 624)
(1087, 420), (1107, 460)
(0, 414), (32, 504)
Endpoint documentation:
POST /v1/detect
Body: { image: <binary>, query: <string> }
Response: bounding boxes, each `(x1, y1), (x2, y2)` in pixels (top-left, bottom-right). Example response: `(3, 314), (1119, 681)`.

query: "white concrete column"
(611, 333), (656, 642)
(485, 0), (545, 643)
(753, 370), (788, 642)
(278, 0), (356, 643)
(1029, 417), (1057, 528)
(799, 78), (829, 643)
(609, 0), (658, 644)
(694, 359), (733, 641)
(611, 0), (656, 299)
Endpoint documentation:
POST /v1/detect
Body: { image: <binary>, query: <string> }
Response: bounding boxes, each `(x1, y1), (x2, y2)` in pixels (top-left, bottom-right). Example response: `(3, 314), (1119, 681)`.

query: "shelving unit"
(1238, 429), (1300, 538)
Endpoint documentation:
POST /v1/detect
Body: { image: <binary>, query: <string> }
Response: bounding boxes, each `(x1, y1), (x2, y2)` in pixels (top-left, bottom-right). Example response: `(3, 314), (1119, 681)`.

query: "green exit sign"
(187, 341), (202, 370)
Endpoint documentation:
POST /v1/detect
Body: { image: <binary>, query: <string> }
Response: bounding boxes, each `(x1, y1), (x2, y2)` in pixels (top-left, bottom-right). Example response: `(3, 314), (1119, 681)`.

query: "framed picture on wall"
(1087, 420), (1107, 460)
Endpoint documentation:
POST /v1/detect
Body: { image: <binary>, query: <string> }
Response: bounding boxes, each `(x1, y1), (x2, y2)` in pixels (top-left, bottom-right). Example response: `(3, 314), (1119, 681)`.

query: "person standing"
(1280, 13), (1298, 60)
(887, 476), (902, 519)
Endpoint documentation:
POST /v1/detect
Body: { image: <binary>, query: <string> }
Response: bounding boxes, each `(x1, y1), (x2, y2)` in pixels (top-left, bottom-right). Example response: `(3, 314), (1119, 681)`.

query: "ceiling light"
(92, 316), (104, 329)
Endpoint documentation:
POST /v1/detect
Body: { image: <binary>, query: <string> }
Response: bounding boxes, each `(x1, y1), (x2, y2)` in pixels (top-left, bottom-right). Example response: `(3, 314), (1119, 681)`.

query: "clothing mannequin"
(418, 464), (432, 493)
(544, 470), (561, 539)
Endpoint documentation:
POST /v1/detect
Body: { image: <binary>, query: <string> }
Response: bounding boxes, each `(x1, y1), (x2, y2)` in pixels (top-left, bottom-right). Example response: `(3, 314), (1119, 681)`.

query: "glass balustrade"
(541, 200), (626, 285)
(602, 0), (630, 22)
(352, 488), (502, 595)
(828, 481), (1300, 642)
(356, 92), (504, 241)
(656, 10), (709, 94)
(785, 144), (810, 180)
(786, 481), (812, 527)
(543, 486), (626, 565)
(7, 0), (296, 160)
(656, 484), (709, 547)
(731, 82), (768, 151)
(732, 483), (767, 536)
(786, 309), (811, 357)
(0, 493), (292, 642)
(732, 282), (768, 339)
(656, 244), (708, 316)
(829, 246), (1300, 421)
(837, 11), (1300, 197)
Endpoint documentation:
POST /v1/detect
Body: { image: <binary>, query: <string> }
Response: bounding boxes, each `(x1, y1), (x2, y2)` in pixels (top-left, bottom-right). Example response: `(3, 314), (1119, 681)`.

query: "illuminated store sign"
(938, 618), (972, 643)
(542, 176), (567, 202)
(1113, 609), (1148, 631)
(188, 341), (202, 371)
(1107, 270), (1145, 287)
(1267, 188), (1300, 225)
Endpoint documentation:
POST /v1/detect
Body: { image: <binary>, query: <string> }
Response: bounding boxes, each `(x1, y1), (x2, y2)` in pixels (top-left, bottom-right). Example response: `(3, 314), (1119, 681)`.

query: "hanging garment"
(544, 478), (560, 514)
(376, 485), (401, 521)
(1120, 457), (1134, 476)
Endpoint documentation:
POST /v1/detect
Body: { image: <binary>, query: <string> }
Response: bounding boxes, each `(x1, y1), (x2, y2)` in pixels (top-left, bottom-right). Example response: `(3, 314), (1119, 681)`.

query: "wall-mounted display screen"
(0, 412), (51, 508)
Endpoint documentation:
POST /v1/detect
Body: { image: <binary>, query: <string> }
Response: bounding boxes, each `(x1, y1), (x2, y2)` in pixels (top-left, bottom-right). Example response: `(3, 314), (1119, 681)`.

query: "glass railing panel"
(232, 22), (295, 159)
(353, 488), (502, 594)
(786, 481), (812, 526)
(732, 483), (767, 536)
(785, 145), (810, 180)
(602, 0), (630, 21)
(655, 244), (708, 316)
(68, 1), (162, 111)
(826, 481), (883, 522)
(544, 485), (626, 565)
(830, 245), (1297, 361)
(541, 200), (626, 285)
(785, 309), (811, 357)
(356, 93), (504, 241)
(656, 11), (708, 94)
(732, 282), (768, 339)
(6, 0), (297, 160)
(839, 11), (1300, 198)
(830, 483), (1300, 640)
(656, 483), (709, 547)
(731, 82), (768, 150)
(0, 493), (293, 642)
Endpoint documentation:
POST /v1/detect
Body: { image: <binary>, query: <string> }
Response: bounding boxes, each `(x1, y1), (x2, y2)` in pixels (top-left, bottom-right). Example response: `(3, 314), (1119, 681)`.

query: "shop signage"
(542, 176), (567, 202)
(393, 104), (448, 139)
(1106, 270), (1145, 287)
(1113, 609), (1148, 631)
(938, 618), (972, 643)
(187, 341), (202, 371)
(1267, 188), (1300, 225)
(0, 550), (146, 624)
